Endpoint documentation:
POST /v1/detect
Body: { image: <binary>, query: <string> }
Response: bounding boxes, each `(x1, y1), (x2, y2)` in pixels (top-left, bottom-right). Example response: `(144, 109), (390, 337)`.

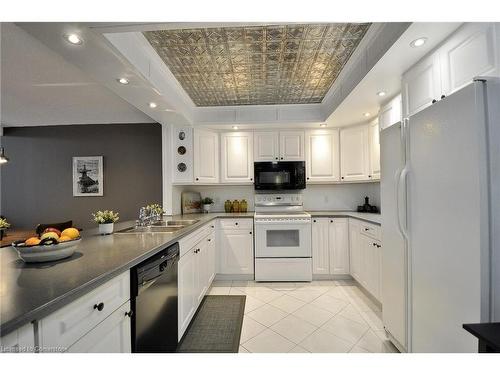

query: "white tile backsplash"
(171, 182), (380, 214)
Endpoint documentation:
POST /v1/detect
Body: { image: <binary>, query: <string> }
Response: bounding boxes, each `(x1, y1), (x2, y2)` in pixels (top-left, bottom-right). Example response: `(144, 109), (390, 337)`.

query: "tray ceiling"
(143, 23), (370, 107)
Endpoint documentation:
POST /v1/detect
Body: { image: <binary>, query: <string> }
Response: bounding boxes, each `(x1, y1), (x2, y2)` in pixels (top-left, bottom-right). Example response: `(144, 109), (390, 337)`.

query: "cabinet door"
(0, 324), (35, 353)
(178, 249), (196, 339)
(219, 230), (254, 274)
(440, 23), (499, 96)
(195, 240), (208, 305)
(221, 132), (254, 183)
(254, 131), (279, 161)
(312, 218), (330, 275)
(378, 94), (402, 130)
(361, 236), (382, 301)
(305, 129), (340, 182)
(206, 232), (216, 285)
(368, 120), (381, 180)
(340, 125), (370, 181)
(279, 131), (305, 161)
(194, 129), (219, 183)
(349, 219), (362, 283)
(328, 218), (349, 275)
(67, 302), (131, 353)
(402, 53), (441, 117)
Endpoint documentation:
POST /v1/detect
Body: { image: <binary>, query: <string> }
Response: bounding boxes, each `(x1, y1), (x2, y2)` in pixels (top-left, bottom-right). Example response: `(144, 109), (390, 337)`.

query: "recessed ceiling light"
(363, 112), (371, 117)
(376, 91), (386, 97)
(320, 124), (327, 127)
(64, 33), (83, 45)
(410, 37), (427, 48)
(232, 126), (239, 130)
(149, 102), (157, 109)
(117, 78), (129, 85)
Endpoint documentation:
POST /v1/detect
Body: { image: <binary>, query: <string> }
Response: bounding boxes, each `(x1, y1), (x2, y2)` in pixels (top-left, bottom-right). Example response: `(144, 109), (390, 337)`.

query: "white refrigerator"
(380, 78), (500, 353)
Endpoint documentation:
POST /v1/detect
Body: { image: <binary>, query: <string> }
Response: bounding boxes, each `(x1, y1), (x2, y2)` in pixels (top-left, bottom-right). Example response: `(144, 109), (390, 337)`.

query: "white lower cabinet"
(311, 217), (349, 276)
(38, 271), (131, 353)
(349, 218), (382, 301)
(67, 302), (131, 353)
(0, 324), (35, 353)
(218, 222), (254, 275)
(178, 222), (216, 340)
(329, 218), (350, 275)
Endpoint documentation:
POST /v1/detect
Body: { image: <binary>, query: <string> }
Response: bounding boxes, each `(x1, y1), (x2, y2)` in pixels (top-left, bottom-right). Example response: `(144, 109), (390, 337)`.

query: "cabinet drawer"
(218, 218), (253, 230)
(179, 221), (215, 257)
(39, 271), (130, 350)
(359, 222), (381, 241)
(67, 301), (131, 353)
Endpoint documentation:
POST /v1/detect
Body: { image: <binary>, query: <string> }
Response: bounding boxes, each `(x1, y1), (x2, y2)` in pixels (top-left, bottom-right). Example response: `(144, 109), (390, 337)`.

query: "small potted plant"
(0, 217), (10, 240)
(201, 197), (214, 213)
(92, 210), (119, 235)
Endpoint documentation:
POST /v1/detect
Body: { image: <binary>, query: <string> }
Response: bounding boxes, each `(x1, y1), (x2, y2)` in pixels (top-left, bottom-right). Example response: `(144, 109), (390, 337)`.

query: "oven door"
(254, 161), (305, 190)
(255, 220), (311, 258)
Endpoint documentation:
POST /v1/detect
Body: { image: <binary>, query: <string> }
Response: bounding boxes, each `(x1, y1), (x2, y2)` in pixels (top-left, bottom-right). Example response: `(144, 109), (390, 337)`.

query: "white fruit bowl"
(12, 238), (82, 263)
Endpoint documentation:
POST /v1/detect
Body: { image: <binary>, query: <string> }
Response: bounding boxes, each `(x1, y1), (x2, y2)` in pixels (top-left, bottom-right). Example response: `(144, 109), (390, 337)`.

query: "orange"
(59, 235), (72, 242)
(25, 237), (41, 246)
(61, 228), (80, 240)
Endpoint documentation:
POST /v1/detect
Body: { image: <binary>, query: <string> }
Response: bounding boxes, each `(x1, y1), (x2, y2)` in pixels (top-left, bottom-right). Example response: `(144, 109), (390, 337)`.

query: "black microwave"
(254, 161), (306, 191)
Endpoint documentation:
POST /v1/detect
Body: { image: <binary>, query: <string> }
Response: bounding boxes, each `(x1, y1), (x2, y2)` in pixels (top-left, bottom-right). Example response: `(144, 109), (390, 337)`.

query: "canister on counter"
(232, 200), (240, 213)
(240, 199), (248, 213)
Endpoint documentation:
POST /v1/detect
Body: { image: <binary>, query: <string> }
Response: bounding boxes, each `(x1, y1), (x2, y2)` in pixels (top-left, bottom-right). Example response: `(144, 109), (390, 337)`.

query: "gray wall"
(1, 123), (162, 229)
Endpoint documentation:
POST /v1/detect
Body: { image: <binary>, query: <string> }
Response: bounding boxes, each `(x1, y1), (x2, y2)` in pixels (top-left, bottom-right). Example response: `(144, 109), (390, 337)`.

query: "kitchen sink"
(115, 226), (184, 234)
(115, 219), (199, 234)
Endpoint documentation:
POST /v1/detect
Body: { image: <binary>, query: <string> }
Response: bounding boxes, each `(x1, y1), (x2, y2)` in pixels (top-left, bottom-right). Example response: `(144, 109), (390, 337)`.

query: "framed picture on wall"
(73, 156), (103, 197)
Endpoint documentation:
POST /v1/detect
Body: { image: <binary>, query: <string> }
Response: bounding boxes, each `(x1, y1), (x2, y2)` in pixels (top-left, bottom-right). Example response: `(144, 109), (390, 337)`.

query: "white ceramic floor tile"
(239, 346), (250, 353)
(292, 304), (335, 327)
(299, 328), (353, 353)
(286, 288), (324, 302)
(240, 316), (267, 344)
(289, 345), (311, 353)
(310, 294), (348, 314)
(321, 315), (369, 344)
(338, 304), (368, 326)
(268, 282), (298, 291)
(243, 329), (295, 353)
(310, 280), (336, 286)
(356, 330), (398, 353)
(231, 280), (254, 287)
(334, 279), (357, 286)
(349, 345), (371, 353)
(212, 280), (233, 287)
(360, 310), (384, 330)
(269, 294), (306, 314)
(271, 315), (317, 344)
(246, 304), (288, 327)
(349, 294), (381, 312)
(243, 295), (266, 313)
(324, 287), (350, 301)
(235, 286), (284, 303)
(207, 286), (231, 295)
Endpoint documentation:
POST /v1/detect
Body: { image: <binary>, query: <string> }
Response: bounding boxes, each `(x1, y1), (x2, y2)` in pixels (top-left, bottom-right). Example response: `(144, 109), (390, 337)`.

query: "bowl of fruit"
(13, 227), (81, 263)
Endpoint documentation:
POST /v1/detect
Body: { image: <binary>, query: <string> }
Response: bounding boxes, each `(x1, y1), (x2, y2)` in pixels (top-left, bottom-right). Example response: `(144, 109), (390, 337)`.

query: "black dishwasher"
(131, 242), (179, 352)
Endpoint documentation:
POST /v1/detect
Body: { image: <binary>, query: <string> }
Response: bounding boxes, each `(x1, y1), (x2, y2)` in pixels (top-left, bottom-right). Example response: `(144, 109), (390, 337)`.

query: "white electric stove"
(254, 193), (312, 281)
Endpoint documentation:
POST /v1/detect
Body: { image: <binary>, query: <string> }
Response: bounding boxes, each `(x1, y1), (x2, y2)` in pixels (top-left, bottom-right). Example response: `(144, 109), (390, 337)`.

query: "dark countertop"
(463, 322), (500, 352)
(0, 212), (253, 337)
(0, 210), (379, 336)
(307, 211), (381, 225)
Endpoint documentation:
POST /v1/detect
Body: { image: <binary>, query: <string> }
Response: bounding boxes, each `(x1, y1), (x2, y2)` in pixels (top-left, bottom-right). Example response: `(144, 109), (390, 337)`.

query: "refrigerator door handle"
(398, 165), (410, 241)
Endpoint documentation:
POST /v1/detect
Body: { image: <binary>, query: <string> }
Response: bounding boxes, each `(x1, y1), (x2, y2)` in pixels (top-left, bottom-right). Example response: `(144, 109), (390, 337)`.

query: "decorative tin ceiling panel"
(143, 23), (370, 106)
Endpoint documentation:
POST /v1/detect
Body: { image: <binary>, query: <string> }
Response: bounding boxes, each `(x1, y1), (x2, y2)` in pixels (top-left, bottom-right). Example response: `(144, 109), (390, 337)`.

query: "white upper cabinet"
(194, 129), (219, 184)
(221, 132), (254, 183)
(305, 129), (340, 182)
(254, 131), (280, 161)
(340, 125), (370, 182)
(402, 23), (500, 117)
(402, 53), (442, 117)
(279, 131), (305, 161)
(378, 94), (402, 130)
(439, 23), (499, 95)
(329, 218), (350, 275)
(368, 120), (380, 180)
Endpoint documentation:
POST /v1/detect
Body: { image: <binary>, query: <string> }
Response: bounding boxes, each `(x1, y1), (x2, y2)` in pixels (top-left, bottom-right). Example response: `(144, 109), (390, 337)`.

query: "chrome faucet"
(137, 206), (155, 227)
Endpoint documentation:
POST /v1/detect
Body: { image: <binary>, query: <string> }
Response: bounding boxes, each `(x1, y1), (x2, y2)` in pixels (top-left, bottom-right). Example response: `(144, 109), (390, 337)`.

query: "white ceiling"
(0, 23), (153, 127)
